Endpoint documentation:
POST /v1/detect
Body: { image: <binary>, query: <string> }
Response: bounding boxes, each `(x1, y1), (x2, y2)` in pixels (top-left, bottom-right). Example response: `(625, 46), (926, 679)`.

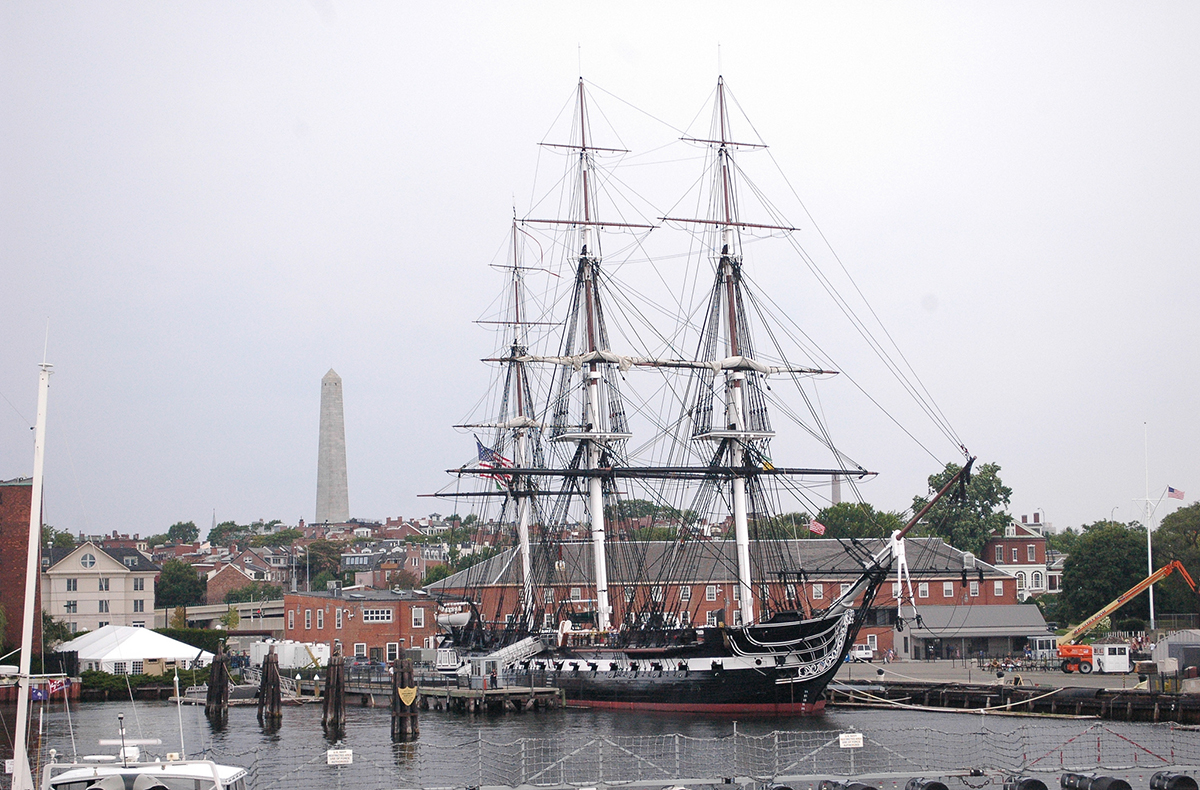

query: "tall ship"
(427, 77), (972, 715)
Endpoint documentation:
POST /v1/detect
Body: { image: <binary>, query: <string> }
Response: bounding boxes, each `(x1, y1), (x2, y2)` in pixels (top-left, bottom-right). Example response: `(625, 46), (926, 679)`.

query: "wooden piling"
(392, 658), (419, 741)
(322, 646), (346, 734)
(205, 641), (230, 723)
(257, 645), (283, 725)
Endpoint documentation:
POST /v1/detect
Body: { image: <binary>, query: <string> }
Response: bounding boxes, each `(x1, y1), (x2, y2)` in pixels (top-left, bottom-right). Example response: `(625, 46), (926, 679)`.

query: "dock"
(828, 678), (1200, 723)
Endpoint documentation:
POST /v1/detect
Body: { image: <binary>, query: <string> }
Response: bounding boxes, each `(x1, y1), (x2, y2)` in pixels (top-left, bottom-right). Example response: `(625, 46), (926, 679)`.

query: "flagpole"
(1145, 422), (1155, 632)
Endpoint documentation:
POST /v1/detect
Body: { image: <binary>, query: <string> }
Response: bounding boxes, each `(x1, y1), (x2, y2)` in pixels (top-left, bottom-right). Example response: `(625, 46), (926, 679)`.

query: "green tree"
(422, 564), (452, 586)
(1152, 502), (1200, 614)
(40, 612), (76, 647)
(1046, 526), (1082, 555)
(224, 581), (284, 604)
(169, 606), (188, 629)
(208, 520), (249, 547)
(311, 570), (338, 591)
(813, 502), (904, 539)
(305, 539), (347, 579)
(386, 569), (420, 589)
(166, 521), (199, 544)
(41, 524), (76, 550)
(218, 607), (241, 630)
(1061, 521), (1149, 623)
(250, 528), (302, 548)
(155, 559), (207, 608)
(911, 461), (1012, 556)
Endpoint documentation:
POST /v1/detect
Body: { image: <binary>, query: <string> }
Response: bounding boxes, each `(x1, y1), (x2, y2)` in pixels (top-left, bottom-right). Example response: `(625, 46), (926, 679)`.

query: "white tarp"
(57, 625), (213, 673)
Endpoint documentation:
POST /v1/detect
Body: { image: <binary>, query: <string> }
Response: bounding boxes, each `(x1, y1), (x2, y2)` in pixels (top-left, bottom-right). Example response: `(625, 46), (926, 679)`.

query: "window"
(387, 643), (399, 661)
(113, 662), (127, 675)
(840, 583), (851, 597)
(124, 557), (137, 567)
(732, 610), (742, 626)
(918, 583), (929, 599)
(80, 553), (96, 568)
(412, 607), (425, 628)
(64, 600), (77, 614)
(1027, 544), (1037, 562)
(679, 586), (691, 601)
(624, 588), (635, 603)
(570, 587), (582, 601)
(733, 585), (739, 601)
(288, 611), (295, 630)
(867, 633), (877, 650)
(98, 621), (109, 628)
(706, 585), (718, 601)
(995, 545), (1003, 563)
(1012, 548), (1019, 563)
(98, 578), (110, 592)
(133, 578), (145, 591)
(969, 581), (979, 597)
(994, 580), (1004, 596)
(98, 600), (109, 613)
(652, 587), (664, 603)
(705, 610), (718, 627)
(812, 583), (823, 600)
(1049, 575), (1059, 591)
(544, 589), (555, 604)
(1016, 572), (1027, 590)
(1032, 571), (1043, 589)
(132, 660), (144, 675)
(305, 609), (312, 629)
(317, 609), (324, 629)
(354, 643), (367, 658)
(363, 608), (394, 623)
(411, 557), (418, 567)
(336, 608), (343, 629)
(66, 578), (77, 592)
(891, 583), (900, 599)
(68, 622), (78, 632)
(544, 613), (554, 628)
(133, 599), (144, 613)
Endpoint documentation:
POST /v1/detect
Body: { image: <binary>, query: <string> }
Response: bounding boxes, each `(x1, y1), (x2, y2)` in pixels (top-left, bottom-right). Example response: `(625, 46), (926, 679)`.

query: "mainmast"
(508, 218), (536, 632)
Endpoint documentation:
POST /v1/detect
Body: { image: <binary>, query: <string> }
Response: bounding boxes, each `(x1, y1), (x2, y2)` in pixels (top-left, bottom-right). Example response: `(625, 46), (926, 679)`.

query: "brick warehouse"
(283, 588), (440, 662)
(0, 478), (41, 650)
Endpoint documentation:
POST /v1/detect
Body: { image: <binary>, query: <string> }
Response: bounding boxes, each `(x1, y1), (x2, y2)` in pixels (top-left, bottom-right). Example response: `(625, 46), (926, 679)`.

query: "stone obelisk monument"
(316, 369), (349, 524)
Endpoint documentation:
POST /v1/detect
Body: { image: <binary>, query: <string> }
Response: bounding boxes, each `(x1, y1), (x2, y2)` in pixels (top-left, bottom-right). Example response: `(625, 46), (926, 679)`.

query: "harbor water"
(5, 698), (1200, 789)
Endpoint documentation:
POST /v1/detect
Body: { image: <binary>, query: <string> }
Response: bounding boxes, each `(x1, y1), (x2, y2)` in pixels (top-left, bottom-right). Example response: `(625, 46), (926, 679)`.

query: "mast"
(13, 361), (51, 790)
(577, 79), (612, 634)
(712, 78), (757, 627)
(509, 217), (536, 632)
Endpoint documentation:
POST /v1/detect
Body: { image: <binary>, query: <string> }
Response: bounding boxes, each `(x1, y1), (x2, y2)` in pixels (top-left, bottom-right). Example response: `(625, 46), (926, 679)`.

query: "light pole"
(1111, 506), (1119, 524)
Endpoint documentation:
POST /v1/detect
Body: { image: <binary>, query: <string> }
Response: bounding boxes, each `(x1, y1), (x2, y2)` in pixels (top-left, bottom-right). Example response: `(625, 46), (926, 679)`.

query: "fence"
(196, 723), (1200, 789)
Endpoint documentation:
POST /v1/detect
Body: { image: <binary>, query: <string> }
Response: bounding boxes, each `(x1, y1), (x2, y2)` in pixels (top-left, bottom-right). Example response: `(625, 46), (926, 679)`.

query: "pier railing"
(187, 721), (1200, 790)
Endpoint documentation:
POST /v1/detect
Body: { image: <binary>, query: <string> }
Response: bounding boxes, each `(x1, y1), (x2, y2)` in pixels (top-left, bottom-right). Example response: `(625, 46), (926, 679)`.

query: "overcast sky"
(2, 3), (1197, 540)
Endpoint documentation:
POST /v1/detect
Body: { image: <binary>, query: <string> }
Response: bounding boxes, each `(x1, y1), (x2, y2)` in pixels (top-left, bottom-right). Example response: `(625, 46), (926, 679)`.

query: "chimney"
(1021, 515), (1027, 524)
(1033, 512), (1040, 524)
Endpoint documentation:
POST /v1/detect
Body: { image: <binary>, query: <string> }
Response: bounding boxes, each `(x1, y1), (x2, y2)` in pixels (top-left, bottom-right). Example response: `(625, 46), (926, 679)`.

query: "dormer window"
(1005, 526), (1016, 537)
(123, 556), (137, 567)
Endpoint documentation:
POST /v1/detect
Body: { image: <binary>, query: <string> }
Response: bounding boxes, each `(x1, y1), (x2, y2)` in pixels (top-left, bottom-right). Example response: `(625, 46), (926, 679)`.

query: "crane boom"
(1059, 560), (1197, 646)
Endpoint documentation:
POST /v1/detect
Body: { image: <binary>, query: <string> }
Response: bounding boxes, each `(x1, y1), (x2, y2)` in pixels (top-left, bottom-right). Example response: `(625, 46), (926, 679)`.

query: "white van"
(849, 644), (874, 662)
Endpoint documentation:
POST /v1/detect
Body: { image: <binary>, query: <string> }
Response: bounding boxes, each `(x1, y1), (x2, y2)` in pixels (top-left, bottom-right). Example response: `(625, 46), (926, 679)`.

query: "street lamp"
(1111, 506), (1120, 523)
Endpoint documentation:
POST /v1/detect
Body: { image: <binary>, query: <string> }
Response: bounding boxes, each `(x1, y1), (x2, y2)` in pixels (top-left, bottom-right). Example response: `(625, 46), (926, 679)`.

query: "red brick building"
(0, 478), (40, 649)
(982, 519), (1050, 599)
(282, 589), (441, 662)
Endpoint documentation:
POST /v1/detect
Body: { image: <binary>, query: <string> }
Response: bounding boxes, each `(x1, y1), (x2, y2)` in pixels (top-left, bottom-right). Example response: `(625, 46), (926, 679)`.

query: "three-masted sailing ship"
(428, 77), (971, 714)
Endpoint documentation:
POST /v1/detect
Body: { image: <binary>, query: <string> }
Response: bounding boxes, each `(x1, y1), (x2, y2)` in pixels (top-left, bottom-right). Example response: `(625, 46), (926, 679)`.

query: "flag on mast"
(475, 437), (514, 483)
(809, 519), (827, 536)
(1168, 486), (1185, 500)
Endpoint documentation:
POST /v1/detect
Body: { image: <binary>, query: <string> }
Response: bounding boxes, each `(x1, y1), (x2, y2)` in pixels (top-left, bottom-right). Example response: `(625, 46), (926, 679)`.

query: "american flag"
(476, 437), (514, 483)
(1168, 486), (1185, 500)
(809, 519), (827, 536)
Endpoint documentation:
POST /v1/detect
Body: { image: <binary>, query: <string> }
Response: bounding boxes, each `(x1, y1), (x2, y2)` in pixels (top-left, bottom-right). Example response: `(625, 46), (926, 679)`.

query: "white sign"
(838, 733), (864, 749)
(5, 759), (13, 775)
(326, 749), (353, 766)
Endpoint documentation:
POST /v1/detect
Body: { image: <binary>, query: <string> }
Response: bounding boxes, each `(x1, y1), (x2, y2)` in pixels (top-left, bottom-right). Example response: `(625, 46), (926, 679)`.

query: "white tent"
(57, 625), (214, 674)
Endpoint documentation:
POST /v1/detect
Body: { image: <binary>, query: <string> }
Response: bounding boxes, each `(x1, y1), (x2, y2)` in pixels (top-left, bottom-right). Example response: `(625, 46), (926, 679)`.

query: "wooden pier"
(828, 678), (1200, 723)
